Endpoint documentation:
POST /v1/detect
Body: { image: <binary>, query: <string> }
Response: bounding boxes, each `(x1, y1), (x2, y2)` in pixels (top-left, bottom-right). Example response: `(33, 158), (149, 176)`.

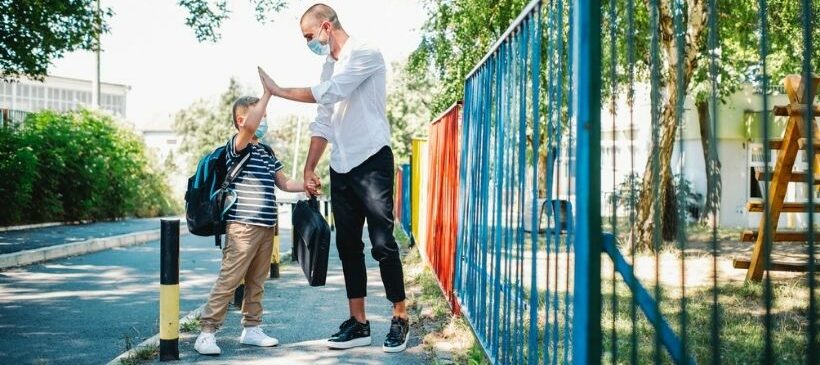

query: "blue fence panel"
(400, 163), (412, 235)
(453, 1), (548, 364)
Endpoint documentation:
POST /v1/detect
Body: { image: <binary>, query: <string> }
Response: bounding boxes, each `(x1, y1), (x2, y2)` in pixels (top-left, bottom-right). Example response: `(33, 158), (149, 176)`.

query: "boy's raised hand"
(258, 67), (279, 95)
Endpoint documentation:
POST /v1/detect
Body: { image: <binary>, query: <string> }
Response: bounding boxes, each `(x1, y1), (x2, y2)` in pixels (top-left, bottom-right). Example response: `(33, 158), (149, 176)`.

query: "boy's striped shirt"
(224, 135), (283, 227)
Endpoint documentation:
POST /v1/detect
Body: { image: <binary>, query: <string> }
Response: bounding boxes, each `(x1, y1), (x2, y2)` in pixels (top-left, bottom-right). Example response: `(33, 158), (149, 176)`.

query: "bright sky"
(48, 0), (427, 130)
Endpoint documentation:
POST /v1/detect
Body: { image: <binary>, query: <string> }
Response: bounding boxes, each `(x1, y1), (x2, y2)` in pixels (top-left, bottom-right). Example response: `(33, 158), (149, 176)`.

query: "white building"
(598, 82), (820, 229)
(0, 75), (129, 117)
(138, 118), (189, 200)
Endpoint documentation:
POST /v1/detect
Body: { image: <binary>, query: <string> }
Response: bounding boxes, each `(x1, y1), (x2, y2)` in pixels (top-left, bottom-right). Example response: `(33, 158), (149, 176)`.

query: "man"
(258, 3), (410, 353)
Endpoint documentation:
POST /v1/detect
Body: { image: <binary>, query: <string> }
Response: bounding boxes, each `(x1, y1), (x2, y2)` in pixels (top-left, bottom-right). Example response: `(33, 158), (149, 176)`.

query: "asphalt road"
(0, 229), (294, 365)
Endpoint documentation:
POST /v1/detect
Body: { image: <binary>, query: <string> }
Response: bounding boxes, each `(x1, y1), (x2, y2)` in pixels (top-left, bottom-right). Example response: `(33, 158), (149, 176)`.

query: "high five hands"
(258, 67), (279, 95)
(257, 66), (322, 197)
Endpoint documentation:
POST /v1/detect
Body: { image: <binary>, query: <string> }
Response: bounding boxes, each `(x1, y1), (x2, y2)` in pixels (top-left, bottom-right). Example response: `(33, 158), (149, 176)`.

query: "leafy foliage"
(408, 0), (529, 117)
(172, 80), (329, 186)
(0, 0), (112, 80)
(1, 1), (288, 79)
(264, 114), (330, 184)
(387, 60), (435, 163)
(173, 78), (245, 174)
(0, 109), (178, 225)
(176, 0), (288, 42)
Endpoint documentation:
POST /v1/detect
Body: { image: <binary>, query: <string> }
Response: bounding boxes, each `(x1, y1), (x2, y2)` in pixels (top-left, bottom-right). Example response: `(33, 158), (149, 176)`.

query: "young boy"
(195, 72), (304, 355)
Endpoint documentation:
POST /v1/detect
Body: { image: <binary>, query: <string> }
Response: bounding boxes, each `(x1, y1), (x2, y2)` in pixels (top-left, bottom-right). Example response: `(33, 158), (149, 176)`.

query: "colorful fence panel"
(411, 138), (428, 248)
(396, 163), (413, 240)
(454, 1), (545, 363)
(422, 103), (462, 313)
(413, 0), (817, 363)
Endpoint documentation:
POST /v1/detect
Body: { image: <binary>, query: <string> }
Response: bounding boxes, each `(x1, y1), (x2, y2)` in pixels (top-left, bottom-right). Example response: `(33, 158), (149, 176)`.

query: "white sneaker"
(240, 326), (279, 347)
(194, 332), (221, 355)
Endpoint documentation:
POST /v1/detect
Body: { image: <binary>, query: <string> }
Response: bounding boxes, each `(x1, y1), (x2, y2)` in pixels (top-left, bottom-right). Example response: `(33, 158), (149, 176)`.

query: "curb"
(106, 303), (207, 365)
(0, 222), (63, 232)
(105, 255), (293, 364)
(0, 226), (190, 270)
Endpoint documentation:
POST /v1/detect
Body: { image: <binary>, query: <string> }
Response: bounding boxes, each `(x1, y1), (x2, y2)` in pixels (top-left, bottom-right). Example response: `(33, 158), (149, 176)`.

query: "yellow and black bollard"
(159, 219), (180, 361)
(270, 224), (280, 278)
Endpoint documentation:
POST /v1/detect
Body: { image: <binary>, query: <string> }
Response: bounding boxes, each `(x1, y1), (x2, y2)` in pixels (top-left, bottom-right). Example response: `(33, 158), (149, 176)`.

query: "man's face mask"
(307, 23), (330, 56)
(255, 117), (268, 139)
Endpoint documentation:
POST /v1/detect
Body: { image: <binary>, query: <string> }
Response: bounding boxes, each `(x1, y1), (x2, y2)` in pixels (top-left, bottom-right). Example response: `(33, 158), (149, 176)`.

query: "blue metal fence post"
(571, 0), (602, 362)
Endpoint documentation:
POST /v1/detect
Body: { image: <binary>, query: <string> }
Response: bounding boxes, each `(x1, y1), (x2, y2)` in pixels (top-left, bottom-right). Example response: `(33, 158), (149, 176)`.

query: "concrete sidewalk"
(149, 233), (427, 365)
(0, 217), (176, 255)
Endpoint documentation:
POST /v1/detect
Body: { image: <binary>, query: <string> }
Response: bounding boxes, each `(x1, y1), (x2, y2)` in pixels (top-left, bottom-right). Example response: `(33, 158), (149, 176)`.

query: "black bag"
(184, 146), (251, 248)
(292, 197), (331, 286)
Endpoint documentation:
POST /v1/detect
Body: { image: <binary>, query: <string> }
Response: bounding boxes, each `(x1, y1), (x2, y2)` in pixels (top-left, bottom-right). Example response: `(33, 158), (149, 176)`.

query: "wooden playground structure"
(735, 73), (820, 281)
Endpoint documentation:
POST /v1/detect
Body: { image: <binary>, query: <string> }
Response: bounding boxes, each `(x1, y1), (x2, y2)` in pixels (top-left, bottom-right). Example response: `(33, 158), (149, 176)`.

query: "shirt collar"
(327, 36), (356, 63)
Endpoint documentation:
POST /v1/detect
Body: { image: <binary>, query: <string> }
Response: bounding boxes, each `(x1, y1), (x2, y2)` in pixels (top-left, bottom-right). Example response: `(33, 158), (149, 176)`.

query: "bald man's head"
(300, 3), (342, 29)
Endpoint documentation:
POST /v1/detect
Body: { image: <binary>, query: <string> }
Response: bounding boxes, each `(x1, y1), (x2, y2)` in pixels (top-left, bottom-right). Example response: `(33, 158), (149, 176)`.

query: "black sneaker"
(382, 316), (410, 353)
(327, 318), (371, 349)
(330, 316), (357, 339)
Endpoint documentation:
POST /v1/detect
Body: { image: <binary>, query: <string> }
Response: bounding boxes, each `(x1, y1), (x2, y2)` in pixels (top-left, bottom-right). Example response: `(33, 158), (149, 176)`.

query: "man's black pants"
(330, 146), (406, 303)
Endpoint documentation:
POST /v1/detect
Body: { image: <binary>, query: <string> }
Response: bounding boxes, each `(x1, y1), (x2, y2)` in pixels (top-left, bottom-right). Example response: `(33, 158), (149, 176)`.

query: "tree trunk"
(662, 167), (678, 241)
(633, 0), (708, 251)
(696, 99), (722, 227)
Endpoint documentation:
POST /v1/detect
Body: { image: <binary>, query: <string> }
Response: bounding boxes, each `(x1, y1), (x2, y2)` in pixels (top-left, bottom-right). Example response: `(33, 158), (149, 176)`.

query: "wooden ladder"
(734, 74), (820, 281)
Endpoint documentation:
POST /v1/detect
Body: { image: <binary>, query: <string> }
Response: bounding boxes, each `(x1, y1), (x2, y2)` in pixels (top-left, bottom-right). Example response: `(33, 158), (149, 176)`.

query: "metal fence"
(423, 103), (462, 312)
(407, 0), (818, 363)
(454, 1), (546, 363)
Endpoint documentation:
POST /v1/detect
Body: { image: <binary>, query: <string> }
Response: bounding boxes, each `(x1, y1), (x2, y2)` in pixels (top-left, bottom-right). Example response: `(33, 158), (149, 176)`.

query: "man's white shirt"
(309, 37), (392, 174)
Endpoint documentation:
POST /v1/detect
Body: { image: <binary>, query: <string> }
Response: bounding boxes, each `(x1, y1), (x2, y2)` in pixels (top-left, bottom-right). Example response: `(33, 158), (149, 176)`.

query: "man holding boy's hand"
(258, 3), (410, 353)
(194, 69), (304, 356)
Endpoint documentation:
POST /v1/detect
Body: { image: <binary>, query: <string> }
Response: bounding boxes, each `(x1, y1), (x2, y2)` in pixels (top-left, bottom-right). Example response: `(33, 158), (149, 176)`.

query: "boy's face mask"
(307, 23), (330, 56)
(254, 118), (268, 139)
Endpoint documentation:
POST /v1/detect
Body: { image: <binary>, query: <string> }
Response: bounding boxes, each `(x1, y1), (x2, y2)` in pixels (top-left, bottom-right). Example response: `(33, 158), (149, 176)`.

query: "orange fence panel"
(423, 102), (461, 314)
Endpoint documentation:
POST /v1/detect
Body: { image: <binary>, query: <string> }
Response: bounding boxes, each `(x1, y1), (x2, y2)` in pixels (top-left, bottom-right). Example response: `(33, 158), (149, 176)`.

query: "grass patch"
(179, 315), (200, 333)
(117, 344), (158, 365)
(600, 277), (818, 365)
(397, 226), (490, 364)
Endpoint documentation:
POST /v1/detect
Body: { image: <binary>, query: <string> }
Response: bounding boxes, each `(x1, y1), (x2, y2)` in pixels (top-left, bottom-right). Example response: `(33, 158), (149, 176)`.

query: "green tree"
(0, 0), (288, 80)
(0, 108), (177, 224)
(178, 0), (287, 42)
(387, 60), (436, 163)
(264, 114), (331, 188)
(0, 0), (111, 81)
(412, 0), (818, 250)
(408, 0), (529, 115)
(173, 78), (246, 174)
(605, 0), (820, 249)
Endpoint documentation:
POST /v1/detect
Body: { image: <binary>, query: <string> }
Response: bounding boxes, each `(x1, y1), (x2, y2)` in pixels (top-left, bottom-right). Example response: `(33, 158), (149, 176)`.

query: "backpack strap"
(213, 146), (251, 249)
(220, 147), (252, 190)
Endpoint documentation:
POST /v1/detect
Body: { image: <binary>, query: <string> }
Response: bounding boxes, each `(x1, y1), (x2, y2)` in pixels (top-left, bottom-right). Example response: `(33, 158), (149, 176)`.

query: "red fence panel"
(423, 102), (462, 314)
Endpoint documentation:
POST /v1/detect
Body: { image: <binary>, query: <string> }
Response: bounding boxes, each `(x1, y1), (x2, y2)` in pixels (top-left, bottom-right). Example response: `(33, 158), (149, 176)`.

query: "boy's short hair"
(231, 96), (260, 129)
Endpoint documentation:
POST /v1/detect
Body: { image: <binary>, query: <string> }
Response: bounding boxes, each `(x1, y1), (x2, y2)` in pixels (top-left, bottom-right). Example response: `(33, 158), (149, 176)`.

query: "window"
(0, 82), (10, 107)
(17, 84), (30, 110)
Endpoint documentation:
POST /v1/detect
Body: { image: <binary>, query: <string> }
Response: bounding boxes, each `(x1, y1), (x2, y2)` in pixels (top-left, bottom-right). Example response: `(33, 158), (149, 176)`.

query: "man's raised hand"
(257, 67), (279, 95)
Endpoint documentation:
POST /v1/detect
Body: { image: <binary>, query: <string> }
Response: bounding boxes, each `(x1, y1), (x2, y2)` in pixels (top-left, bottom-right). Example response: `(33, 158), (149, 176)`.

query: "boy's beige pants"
(199, 222), (274, 333)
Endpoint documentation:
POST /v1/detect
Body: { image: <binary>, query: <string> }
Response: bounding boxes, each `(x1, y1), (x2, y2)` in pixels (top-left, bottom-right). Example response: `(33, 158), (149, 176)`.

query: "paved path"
(0, 217), (177, 255)
(147, 232), (427, 365)
(0, 229), (293, 365)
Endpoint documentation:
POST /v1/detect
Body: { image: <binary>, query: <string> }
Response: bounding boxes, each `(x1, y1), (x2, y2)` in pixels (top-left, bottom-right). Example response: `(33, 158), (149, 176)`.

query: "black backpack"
(292, 197), (331, 286)
(184, 143), (275, 247)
